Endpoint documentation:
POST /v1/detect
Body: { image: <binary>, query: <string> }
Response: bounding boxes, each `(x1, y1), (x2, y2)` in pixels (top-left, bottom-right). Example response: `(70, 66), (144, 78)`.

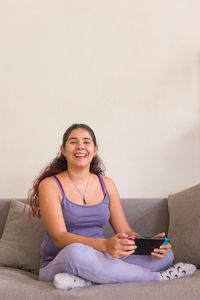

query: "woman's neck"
(66, 167), (91, 183)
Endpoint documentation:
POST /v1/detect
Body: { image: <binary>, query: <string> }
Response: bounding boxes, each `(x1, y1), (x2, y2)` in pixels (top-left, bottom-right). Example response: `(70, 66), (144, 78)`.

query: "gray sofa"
(0, 183), (199, 300)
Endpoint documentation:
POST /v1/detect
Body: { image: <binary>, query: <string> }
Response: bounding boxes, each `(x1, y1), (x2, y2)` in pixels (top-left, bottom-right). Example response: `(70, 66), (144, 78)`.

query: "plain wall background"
(0, 0), (200, 198)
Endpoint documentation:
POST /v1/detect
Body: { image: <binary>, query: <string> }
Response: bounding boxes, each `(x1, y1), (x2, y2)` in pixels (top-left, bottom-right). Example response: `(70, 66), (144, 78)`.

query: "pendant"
(83, 197), (87, 205)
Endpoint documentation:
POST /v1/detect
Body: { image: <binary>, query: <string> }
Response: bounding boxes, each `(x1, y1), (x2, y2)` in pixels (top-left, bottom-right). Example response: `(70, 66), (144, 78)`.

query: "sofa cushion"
(0, 199), (12, 239)
(168, 183), (200, 268)
(0, 200), (44, 274)
(0, 266), (200, 300)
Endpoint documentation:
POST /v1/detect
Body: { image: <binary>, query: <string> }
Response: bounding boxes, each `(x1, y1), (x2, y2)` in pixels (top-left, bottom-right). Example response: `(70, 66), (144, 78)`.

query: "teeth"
(75, 154), (86, 157)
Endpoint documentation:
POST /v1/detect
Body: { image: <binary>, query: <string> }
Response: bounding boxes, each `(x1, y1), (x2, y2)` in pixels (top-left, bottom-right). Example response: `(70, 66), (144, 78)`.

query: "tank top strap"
(52, 174), (107, 199)
(97, 175), (107, 198)
(52, 175), (65, 198)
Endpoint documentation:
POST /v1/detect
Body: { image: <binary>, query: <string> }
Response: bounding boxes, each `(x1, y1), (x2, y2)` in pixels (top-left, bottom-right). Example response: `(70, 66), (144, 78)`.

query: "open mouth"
(74, 153), (87, 159)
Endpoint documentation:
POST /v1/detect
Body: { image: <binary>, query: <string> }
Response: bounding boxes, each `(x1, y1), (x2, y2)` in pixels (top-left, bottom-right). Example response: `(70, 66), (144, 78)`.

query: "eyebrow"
(68, 137), (92, 141)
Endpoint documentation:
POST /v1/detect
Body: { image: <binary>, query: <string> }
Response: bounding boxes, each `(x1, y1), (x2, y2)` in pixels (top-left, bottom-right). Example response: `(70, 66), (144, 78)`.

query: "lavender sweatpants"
(38, 243), (174, 284)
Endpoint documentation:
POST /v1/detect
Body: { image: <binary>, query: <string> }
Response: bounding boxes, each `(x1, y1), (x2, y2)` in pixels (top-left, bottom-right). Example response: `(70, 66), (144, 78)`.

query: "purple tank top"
(40, 175), (110, 268)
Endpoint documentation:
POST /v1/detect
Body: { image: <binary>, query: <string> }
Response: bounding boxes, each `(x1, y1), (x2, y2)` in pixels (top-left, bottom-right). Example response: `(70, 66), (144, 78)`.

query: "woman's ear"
(60, 145), (65, 156)
(94, 145), (98, 157)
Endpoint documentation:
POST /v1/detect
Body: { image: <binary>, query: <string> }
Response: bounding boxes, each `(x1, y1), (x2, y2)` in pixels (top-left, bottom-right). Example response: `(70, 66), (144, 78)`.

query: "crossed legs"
(39, 243), (174, 284)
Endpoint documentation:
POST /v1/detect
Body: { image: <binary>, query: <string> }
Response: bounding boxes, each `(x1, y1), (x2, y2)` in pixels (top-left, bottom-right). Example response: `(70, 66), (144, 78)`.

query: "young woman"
(27, 123), (196, 290)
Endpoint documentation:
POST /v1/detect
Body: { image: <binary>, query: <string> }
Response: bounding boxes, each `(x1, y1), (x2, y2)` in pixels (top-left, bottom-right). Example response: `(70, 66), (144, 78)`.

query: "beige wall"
(0, 1), (200, 198)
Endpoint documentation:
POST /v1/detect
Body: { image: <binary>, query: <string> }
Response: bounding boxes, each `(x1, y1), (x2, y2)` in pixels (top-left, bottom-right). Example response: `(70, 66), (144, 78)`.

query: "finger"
(153, 248), (167, 254)
(121, 239), (135, 246)
(151, 252), (164, 260)
(122, 245), (137, 251)
(120, 245), (137, 252)
(151, 249), (166, 258)
(117, 232), (128, 239)
(120, 249), (136, 257)
(160, 244), (171, 250)
(154, 232), (165, 237)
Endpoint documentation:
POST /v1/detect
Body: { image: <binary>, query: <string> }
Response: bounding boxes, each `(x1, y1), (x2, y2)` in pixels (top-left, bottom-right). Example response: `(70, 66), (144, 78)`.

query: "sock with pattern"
(160, 262), (196, 280)
(53, 273), (94, 290)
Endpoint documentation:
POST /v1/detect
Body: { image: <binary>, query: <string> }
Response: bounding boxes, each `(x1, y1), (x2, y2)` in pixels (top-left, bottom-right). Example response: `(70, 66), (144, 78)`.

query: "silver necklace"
(68, 173), (91, 205)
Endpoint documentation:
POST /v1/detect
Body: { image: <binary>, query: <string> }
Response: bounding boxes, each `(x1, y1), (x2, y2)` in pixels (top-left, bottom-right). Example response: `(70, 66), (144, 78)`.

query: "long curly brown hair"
(26, 124), (105, 218)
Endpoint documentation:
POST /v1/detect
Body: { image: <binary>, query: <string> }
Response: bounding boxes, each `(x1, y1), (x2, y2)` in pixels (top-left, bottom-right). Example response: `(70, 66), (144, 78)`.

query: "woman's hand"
(104, 233), (137, 258)
(151, 232), (171, 260)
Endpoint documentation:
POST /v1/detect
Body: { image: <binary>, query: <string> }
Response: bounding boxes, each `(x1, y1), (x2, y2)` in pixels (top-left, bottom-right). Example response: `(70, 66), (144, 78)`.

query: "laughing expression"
(61, 128), (98, 168)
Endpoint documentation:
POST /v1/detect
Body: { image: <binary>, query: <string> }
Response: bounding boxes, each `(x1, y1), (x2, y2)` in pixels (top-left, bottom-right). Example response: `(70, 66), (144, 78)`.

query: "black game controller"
(126, 235), (170, 255)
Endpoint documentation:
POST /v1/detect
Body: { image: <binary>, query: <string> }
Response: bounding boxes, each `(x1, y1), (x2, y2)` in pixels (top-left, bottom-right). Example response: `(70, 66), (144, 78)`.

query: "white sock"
(160, 262), (196, 280)
(53, 273), (93, 290)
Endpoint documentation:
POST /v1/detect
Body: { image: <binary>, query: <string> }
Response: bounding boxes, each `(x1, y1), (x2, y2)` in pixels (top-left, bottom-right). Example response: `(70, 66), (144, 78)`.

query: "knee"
(161, 248), (174, 269)
(166, 248), (174, 265)
(62, 243), (90, 264)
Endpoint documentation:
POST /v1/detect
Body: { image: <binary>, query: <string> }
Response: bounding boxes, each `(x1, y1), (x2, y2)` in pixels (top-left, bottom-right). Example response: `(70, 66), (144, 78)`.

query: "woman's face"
(61, 128), (98, 169)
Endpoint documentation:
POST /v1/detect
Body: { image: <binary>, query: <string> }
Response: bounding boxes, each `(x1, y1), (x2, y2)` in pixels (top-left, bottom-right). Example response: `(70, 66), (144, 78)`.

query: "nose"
(76, 140), (84, 149)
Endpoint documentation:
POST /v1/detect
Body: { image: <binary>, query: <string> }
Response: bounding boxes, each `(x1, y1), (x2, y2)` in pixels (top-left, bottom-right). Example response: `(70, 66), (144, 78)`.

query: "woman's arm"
(104, 177), (172, 259)
(104, 176), (139, 237)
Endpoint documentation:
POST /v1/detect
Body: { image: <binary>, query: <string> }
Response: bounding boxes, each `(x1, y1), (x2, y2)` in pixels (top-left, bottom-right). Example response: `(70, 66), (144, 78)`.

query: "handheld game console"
(126, 235), (170, 255)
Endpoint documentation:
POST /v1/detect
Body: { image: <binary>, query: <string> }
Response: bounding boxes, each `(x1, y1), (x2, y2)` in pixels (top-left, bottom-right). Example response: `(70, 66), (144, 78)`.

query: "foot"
(160, 262), (196, 280)
(53, 273), (93, 290)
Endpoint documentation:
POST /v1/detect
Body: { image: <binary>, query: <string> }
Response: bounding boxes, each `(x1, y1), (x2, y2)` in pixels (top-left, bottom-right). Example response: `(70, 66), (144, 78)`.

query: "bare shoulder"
(39, 176), (61, 202)
(102, 176), (118, 194)
(39, 176), (57, 190)
(103, 175), (115, 185)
